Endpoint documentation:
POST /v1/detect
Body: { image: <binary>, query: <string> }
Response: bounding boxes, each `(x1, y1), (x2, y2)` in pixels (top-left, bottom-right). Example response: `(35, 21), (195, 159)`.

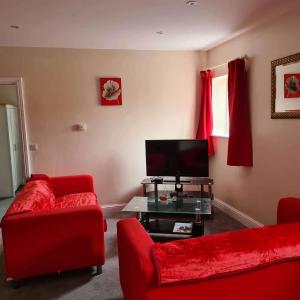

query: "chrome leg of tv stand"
(137, 212), (150, 231)
(194, 214), (204, 236)
(137, 212), (142, 221)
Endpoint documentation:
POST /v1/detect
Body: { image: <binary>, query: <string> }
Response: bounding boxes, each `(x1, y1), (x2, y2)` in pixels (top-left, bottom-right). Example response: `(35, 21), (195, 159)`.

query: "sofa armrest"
(1, 205), (105, 279)
(277, 197), (300, 224)
(117, 218), (156, 300)
(50, 175), (94, 197)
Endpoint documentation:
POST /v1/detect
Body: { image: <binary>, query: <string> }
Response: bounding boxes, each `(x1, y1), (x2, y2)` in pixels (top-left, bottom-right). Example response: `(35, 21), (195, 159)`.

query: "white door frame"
(0, 78), (31, 179)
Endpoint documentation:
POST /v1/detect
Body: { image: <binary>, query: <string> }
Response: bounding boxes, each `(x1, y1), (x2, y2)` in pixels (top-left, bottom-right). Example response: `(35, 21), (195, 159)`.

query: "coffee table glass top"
(122, 196), (211, 215)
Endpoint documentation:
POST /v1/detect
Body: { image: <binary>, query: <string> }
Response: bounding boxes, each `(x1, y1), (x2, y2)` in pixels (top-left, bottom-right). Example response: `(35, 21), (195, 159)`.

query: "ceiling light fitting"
(156, 31), (164, 35)
(10, 25), (20, 29)
(186, 1), (197, 6)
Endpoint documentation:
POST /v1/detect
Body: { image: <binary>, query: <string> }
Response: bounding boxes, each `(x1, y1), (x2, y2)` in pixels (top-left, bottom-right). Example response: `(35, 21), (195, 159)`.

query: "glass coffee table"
(122, 196), (212, 237)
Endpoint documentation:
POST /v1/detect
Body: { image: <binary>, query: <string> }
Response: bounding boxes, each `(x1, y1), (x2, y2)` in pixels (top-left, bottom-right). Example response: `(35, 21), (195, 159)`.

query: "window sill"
(212, 133), (229, 138)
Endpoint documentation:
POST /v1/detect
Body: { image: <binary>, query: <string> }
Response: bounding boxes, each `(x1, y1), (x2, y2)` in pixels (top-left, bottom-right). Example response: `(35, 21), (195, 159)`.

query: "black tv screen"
(145, 139), (208, 177)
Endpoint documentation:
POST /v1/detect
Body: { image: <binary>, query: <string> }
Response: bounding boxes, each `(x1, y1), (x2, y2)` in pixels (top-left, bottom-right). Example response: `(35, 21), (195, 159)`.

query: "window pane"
(212, 75), (229, 137)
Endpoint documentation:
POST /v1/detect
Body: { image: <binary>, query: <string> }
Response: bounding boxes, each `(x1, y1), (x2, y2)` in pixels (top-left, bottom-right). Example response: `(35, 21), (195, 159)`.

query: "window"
(212, 75), (229, 137)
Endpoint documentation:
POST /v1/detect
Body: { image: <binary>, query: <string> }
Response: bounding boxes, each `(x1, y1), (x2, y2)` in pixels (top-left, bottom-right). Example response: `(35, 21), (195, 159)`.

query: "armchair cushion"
(154, 221), (300, 285)
(54, 192), (97, 209)
(5, 180), (55, 216)
(53, 192), (108, 230)
(50, 175), (94, 197)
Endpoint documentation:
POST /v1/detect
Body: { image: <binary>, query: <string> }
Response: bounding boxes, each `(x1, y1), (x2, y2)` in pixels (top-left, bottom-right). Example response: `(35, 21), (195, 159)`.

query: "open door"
(0, 78), (30, 198)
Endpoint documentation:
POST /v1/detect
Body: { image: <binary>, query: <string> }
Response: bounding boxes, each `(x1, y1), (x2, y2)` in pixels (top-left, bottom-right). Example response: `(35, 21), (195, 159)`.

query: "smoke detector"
(186, 1), (197, 6)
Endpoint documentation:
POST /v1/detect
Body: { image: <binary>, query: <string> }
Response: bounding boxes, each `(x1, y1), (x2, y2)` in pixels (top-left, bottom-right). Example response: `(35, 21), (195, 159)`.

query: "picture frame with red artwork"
(271, 52), (300, 119)
(284, 74), (300, 98)
(100, 77), (122, 105)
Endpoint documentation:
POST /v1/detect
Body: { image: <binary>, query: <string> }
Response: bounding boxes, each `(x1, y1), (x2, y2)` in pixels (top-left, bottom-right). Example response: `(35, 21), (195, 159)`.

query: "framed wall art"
(100, 77), (122, 106)
(271, 52), (300, 118)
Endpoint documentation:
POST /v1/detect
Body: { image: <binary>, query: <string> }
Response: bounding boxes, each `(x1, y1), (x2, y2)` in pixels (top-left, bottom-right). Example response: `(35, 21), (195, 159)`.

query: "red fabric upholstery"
(227, 58), (252, 166)
(49, 174), (94, 197)
(117, 218), (156, 300)
(1, 174), (105, 280)
(147, 260), (300, 300)
(154, 222), (300, 285)
(27, 174), (50, 182)
(54, 192), (97, 209)
(118, 216), (300, 300)
(196, 70), (214, 156)
(277, 197), (300, 224)
(6, 180), (55, 216)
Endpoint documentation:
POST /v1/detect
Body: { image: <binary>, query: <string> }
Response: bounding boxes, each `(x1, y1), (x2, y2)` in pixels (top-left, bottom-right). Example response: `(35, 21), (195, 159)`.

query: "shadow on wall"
(99, 155), (143, 206)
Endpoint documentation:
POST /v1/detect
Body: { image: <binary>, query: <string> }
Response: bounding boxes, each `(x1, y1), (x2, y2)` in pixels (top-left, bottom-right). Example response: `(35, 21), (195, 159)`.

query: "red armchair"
(117, 197), (300, 300)
(1, 174), (106, 282)
(277, 197), (300, 224)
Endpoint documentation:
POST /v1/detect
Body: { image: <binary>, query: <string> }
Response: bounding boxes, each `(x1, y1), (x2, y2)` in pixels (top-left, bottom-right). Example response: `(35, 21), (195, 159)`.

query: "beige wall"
(0, 47), (205, 205)
(2, 7), (299, 221)
(0, 84), (17, 106)
(207, 8), (300, 225)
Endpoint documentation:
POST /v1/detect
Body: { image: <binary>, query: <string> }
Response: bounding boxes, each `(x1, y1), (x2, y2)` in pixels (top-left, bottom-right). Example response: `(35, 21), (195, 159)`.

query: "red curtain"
(196, 70), (214, 156)
(227, 59), (252, 166)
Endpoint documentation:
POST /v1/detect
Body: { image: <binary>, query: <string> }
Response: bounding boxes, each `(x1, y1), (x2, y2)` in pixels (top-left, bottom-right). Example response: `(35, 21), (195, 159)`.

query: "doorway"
(0, 78), (30, 199)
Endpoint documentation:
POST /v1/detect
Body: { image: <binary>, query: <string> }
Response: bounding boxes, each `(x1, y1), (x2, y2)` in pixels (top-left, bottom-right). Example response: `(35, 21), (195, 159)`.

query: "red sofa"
(1, 174), (106, 282)
(117, 197), (300, 300)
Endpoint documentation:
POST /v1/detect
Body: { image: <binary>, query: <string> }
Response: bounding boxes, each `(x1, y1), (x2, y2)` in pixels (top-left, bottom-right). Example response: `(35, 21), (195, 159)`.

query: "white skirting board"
(102, 199), (264, 228)
(102, 203), (127, 209)
(101, 203), (127, 217)
(214, 197), (264, 228)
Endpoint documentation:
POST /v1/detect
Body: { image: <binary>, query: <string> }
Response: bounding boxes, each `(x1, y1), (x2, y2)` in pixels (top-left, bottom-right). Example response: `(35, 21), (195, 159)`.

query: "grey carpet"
(0, 198), (12, 219)
(0, 199), (245, 300)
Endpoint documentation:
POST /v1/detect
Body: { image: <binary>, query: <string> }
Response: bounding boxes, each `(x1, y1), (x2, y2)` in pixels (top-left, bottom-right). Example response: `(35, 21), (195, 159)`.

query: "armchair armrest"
(50, 174), (94, 197)
(2, 205), (105, 279)
(277, 197), (300, 224)
(117, 218), (156, 300)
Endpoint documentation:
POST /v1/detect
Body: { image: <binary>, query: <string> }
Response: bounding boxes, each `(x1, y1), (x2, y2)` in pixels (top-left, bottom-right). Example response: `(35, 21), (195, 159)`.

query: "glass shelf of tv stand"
(122, 196), (212, 215)
(141, 177), (213, 186)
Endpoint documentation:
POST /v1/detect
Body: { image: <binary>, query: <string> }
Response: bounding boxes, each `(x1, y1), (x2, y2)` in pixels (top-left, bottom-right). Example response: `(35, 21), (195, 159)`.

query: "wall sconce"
(72, 123), (87, 131)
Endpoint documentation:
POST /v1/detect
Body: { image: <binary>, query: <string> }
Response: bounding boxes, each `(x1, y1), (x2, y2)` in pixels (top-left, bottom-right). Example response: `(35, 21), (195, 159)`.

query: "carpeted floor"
(0, 198), (245, 300)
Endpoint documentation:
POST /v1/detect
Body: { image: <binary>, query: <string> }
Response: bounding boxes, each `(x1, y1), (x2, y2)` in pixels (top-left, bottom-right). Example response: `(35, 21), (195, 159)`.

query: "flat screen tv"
(145, 139), (208, 178)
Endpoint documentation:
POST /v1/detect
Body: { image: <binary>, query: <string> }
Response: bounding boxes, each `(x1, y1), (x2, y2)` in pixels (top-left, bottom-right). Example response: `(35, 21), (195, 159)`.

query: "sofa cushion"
(54, 192), (107, 231)
(28, 174), (50, 182)
(154, 222), (300, 285)
(5, 180), (56, 216)
(54, 192), (97, 209)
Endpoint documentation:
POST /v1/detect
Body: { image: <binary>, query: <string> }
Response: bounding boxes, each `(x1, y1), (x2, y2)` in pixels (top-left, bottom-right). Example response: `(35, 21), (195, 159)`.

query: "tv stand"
(150, 177), (163, 184)
(137, 177), (214, 238)
(175, 175), (183, 192)
(141, 177), (213, 200)
(164, 179), (191, 183)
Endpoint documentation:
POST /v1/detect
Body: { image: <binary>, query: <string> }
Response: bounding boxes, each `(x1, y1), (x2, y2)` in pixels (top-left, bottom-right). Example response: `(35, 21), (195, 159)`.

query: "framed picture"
(271, 53), (300, 118)
(284, 74), (300, 98)
(100, 77), (122, 105)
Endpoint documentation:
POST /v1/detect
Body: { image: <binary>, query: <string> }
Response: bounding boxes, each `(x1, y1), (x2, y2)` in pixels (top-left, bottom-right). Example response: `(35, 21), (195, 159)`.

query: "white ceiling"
(0, 0), (298, 51)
